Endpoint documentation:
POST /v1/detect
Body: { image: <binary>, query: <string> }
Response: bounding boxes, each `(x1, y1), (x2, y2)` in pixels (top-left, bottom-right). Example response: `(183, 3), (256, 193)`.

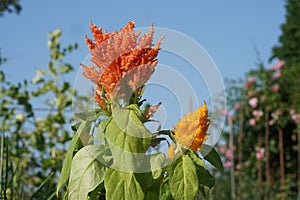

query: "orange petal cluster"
(81, 21), (164, 106)
(173, 101), (210, 151)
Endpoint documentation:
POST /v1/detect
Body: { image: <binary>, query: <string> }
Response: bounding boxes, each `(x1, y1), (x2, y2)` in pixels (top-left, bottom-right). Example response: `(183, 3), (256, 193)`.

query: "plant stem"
(297, 123), (300, 197)
(264, 109), (271, 198)
(237, 111), (243, 200)
(279, 128), (285, 198)
(229, 117), (236, 200)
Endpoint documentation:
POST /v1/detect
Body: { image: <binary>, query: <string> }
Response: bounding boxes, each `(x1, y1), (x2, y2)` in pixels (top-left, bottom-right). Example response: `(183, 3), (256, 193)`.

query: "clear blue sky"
(0, 0), (286, 133)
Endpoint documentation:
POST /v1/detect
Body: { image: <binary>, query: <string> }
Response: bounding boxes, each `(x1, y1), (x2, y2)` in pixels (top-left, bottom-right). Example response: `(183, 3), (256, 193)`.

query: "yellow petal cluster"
(173, 101), (209, 151)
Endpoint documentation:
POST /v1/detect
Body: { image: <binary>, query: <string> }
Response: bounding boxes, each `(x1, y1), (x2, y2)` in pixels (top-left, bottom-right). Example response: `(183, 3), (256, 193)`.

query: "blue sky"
(0, 0), (286, 134)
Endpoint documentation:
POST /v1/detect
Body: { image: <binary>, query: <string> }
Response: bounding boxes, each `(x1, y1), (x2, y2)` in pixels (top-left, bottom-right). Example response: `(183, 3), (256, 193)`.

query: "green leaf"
(104, 168), (144, 200)
(201, 144), (224, 174)
(150, 153), (166, 179)
(160, 177), (174, 200)
(68, 145), (108, 200)
(31, 69), (46, 84)
(74, 110), (100, 122)
(48, 61), (57, 77)
(56, 121), (86, 196)
(189, 150), (215, 189)
(59, 63), (73, 74)
(196, 165), (215, 189)
(104, 106), (152, 171)
(169, 155), (198, 200)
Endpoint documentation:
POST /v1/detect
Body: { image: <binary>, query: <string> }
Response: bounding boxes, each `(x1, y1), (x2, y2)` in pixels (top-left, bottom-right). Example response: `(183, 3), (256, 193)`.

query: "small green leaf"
(160, 177), (173, 200)
(104, 168), (144, 200)
(169, 155), (198, 200)
(201, 144), (224, 174)
(59, 63), (73, 74)
(56, 121), (86, 196)
(150, 153), (166, 179)
(68, 145), (108, 200)
(48, 61), (57, 77)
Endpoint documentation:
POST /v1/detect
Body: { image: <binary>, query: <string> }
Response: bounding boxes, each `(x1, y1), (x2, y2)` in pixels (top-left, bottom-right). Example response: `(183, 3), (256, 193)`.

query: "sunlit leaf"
(169, 155), (198, 200)
(68, 145), (108, 200)
(56, 121), (86, 196)
(104, 168), (144, 200)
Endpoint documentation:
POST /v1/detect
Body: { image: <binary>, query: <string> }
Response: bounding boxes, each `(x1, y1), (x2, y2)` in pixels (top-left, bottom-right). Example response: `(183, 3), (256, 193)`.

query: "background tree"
(271, 0), (300, 197)
(0, 0), (22, 16)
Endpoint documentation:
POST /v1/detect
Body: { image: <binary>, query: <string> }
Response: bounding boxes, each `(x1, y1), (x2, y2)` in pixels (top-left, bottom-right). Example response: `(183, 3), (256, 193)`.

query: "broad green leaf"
(105, 106), (152, 171)
(189, 150), (215, 189)
(201, 144), (224, 174)
(56, 121), (86, 196)
(196, 165), (215, 189)
(104, 168), (144, 200)
(68, 145), (108, 200)
(169, 155), (198, 200)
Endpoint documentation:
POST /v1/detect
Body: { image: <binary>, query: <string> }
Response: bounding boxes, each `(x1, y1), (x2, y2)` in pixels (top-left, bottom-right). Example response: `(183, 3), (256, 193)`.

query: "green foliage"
(0, 29), (78, 199)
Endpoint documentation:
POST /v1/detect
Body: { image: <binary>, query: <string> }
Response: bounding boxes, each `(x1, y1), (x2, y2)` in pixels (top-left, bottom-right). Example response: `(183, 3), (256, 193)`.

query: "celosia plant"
(57, 21), (223, 200)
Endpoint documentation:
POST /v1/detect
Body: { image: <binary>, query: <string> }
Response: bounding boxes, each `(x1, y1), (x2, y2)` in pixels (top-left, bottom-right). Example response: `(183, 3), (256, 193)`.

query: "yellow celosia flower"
(168, 143), (175, 160)
(173, 101), (209, 151)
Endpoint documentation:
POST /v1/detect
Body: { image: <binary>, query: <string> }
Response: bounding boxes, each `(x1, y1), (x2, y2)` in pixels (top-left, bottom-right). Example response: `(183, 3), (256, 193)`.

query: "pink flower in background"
(271, 84), (279, 92)
(269, 119), (275, 126)
(233, 102), (241, 111)
(271, 109), (282, 121)
(225, 150), (233, 160)
(292, 114), (300, 123)
(252, 110), (263, 117)
(249, 118), (256, 126)
(290, 109), (296, 115)
(219, 145), (227, 154)
(270, 60), (285, 70)
(256, 148), (265, 160)
(260, 95), (266, 102)
(244, 77), (256, 89)
(223, 161), (232, 168)
(236, 164), (241, 170)
(274, 70), (281, 78)
(249, 97), (258, 108)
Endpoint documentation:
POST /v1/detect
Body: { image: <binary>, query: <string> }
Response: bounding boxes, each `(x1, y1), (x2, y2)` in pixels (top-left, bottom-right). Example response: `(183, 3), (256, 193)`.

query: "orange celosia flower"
(81, 21), (164, 106)
(173, 101), (210, 151)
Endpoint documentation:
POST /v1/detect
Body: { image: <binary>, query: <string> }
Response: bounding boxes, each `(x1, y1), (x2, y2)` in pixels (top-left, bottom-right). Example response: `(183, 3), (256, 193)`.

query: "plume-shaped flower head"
(81, 21), (164, 109)
(173, 101), (209, 151)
